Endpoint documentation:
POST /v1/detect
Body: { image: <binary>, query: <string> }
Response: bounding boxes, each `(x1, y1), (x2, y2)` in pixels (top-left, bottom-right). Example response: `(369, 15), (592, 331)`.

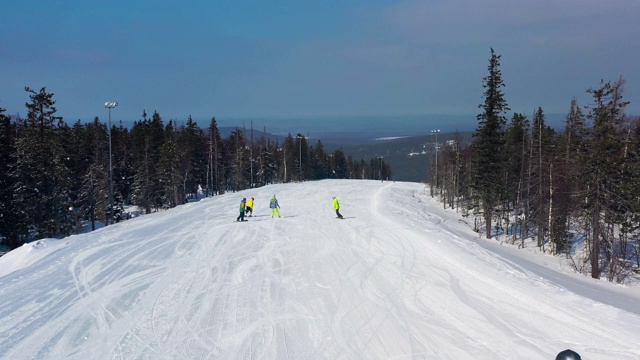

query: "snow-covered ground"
(1, 180), (639, 359)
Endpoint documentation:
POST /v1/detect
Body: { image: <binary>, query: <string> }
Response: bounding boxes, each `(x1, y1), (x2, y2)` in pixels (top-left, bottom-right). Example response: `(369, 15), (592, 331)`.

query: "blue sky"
(2, 0), (639, 125)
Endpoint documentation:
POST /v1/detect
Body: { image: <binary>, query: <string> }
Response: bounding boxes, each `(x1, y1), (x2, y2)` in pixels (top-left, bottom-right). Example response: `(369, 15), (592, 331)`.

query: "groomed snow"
(1, 180), (639, 359)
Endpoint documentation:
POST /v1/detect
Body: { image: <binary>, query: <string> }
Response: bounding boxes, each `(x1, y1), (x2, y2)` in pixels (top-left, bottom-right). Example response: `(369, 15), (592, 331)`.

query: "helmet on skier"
(556, 349), (581, 360)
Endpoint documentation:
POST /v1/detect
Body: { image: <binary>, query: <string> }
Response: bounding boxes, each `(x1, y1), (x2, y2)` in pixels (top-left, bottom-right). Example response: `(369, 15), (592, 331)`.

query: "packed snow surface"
(1, 180), (639, 359)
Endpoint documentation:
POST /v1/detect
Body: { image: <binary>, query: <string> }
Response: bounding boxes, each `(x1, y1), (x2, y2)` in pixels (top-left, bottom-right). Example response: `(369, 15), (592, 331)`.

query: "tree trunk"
(548, 162), (554, 254)
(591, 200), (601, 279)
(484, 202), (492, 238)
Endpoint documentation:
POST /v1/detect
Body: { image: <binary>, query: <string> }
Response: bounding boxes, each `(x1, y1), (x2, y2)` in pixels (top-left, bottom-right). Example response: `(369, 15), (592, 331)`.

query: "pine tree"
(12, 87), (70, 241)
(178, 116), (204, 201)
(548, 100), (588, 255)
(228, 128), (248, 191)
(583, 78), (629, 279)
(332, 148), (348, 178)
(529, 107), (555, 249)
(312, 140), (329, 179)
(79, 117), (110, 227)
(112, 121), (134, 212)
(282, 134), (296, 182)
(158, 120), (182, 208)
(206, 117), (225, 196)
(0, 108), (19, 248)
(61, 120), (88, 234)
(503, 113), (529, 242)
(472, 48), (510, 239)
(257, 139), (277, 186)
(131, 111), (165, 213)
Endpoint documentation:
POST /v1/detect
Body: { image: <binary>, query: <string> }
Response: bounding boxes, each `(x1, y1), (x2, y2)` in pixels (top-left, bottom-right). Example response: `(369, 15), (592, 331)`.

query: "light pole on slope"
(431, 129), (440, 189)
(296, 134), (303, 181)
(105, 101), (118, 225)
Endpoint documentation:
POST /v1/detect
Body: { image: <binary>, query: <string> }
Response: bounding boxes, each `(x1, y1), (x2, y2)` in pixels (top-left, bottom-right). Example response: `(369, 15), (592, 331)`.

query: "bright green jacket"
(333, 198), (340, 210)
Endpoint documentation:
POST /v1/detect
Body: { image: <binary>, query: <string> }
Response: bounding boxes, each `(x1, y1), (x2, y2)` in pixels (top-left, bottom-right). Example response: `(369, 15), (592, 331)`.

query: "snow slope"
(1, 180), (639, 359)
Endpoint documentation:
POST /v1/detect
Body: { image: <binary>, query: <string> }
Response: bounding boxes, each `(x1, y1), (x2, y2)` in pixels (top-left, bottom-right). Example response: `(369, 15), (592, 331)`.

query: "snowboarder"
(332, 196), (344, 219)
(236, 198), (247, 222)
(270, 195), (281, 218)
(246, 197), (254, 217)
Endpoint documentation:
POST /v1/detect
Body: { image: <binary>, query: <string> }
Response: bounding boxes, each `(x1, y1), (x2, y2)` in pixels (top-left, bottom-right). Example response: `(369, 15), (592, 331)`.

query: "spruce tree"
(80, 117), (110, 227)
(0, 108), (18, 248)
(332, 148), (348, 178)
(472, 48), (510, 239)
(130, 111), (164, 213)
(228, 128), (248, 191)
(530, 107), (554, 249)
(543, 99), (588, 255)
(12, 87), (70, 241)
(258, 139), (276, 186)
(112, 122), (134, 211)
(178, 116), (204, 201)
(61, 120), (88, 234)
(206, 117), (225, 196)
(503, 113), (529, 242)
(311, 140), (327, 180)
(583, 78), (629, 279)
(158, 120), (182, 208)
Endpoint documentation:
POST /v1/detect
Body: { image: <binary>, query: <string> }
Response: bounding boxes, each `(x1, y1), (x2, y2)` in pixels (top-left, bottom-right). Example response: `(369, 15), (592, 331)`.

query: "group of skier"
(236, 195), (282, 222)
(235, 195), (343, 221)
(235, 197), (252, 222)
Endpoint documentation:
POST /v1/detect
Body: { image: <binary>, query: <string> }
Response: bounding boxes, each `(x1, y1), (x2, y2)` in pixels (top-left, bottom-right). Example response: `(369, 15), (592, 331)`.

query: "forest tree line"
(430, 49), (640, 283)
(0, 87), (391, 250)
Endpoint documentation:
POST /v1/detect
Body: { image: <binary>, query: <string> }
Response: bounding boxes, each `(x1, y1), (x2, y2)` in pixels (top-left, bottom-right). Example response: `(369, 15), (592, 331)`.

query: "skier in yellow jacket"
(246, 197), (254, 217)
(332, 196), (344, 219)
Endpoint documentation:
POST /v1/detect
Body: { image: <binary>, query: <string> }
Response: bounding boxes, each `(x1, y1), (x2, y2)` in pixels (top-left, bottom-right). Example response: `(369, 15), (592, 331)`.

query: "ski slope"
(1, 180), (639, 359)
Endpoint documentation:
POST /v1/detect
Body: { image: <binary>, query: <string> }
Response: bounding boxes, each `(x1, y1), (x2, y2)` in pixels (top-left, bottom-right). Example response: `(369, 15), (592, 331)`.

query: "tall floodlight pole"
(380, 156), (383, 180)
(431, 129), (440, 189)
(296, 134), (303, 181)
(105, 102), (118, 225)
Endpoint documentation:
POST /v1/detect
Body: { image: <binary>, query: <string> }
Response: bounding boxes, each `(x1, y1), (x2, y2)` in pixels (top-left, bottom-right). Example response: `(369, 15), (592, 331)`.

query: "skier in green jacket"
(332, 196), (344, 219)
(236, 198), (247, 222)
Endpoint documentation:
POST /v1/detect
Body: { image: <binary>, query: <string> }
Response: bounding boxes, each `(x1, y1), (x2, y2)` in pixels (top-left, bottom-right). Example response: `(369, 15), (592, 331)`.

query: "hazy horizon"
(46, 113), (569, 138)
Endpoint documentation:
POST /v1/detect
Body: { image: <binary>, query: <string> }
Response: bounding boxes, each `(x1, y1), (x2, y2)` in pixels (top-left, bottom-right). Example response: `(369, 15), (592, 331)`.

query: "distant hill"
(324, 131), (473, 182)
(222, 126), (473, 182)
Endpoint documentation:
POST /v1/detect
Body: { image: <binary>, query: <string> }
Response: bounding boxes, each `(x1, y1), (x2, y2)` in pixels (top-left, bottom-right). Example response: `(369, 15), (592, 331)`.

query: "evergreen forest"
(0, 87), (391, 250)
(430, 49), (640, 282)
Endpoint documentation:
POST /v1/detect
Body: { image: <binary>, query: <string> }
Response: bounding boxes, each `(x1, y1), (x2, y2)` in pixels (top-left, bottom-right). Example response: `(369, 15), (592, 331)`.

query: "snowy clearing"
(1, 180), (639, 359)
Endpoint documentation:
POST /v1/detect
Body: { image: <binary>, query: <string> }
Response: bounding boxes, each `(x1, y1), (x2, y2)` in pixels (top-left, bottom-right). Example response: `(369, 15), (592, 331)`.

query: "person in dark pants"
(332, 196), (344, 219)
(236, 198), (247, 222)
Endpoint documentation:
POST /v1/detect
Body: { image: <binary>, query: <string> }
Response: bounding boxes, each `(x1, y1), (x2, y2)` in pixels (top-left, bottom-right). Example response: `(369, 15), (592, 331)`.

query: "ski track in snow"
(1, 180), (640, 359)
